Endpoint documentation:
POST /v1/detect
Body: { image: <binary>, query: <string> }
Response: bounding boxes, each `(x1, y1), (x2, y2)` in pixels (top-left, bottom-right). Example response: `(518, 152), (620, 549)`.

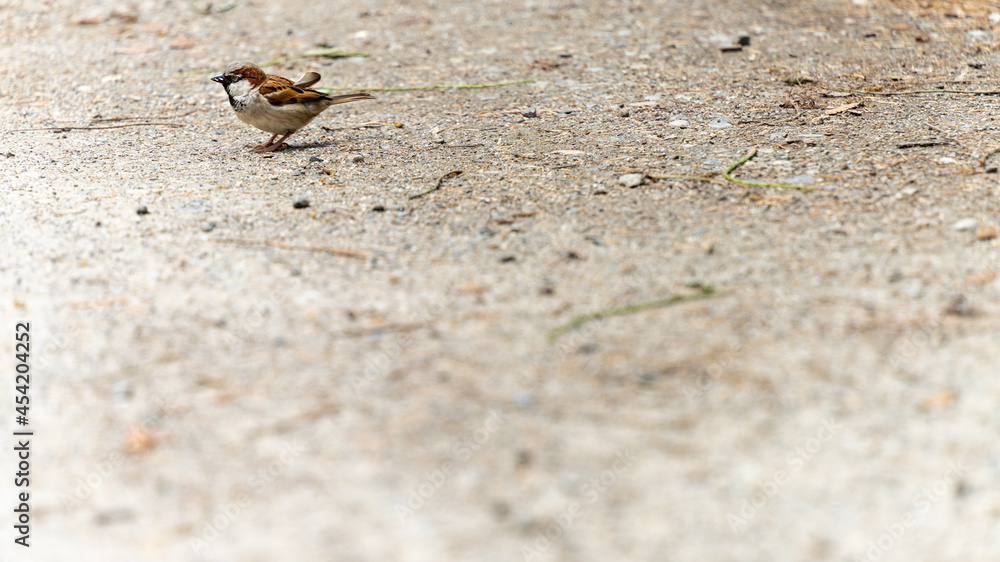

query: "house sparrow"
(211, 61), (374, 153)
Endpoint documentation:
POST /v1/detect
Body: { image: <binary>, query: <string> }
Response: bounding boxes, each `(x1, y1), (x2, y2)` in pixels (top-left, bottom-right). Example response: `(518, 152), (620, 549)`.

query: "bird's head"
(211, 61), (267, 97)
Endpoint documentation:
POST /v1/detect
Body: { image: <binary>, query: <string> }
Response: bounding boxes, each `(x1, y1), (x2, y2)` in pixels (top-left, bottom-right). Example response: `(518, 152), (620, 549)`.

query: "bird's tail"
(323, 92), (375, 105)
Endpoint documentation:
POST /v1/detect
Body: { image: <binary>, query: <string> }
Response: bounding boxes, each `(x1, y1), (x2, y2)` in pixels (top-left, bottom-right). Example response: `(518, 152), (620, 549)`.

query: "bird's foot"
(253, 142), (287, 154)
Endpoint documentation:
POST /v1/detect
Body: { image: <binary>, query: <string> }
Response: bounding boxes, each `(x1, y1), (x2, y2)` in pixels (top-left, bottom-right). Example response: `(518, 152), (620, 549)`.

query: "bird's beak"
(211, 74), (226, 84)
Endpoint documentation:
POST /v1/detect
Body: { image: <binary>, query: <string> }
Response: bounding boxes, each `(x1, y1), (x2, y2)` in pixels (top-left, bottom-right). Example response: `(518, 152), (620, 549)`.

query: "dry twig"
(409, 170), (463, 200)
(11, 123), (184, 132)
(215, 239), (370, 259)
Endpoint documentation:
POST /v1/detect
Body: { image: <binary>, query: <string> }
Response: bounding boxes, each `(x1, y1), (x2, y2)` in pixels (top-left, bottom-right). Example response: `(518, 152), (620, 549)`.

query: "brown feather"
(259, 81), (331, 106)
(259, 73), (374, 107)
(231, 64), (267, 87)
(293, 72), (321, 88)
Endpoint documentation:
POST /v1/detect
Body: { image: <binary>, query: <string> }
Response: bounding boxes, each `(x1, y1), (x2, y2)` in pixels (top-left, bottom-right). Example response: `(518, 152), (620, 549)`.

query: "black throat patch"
(227, 93), (247, 111)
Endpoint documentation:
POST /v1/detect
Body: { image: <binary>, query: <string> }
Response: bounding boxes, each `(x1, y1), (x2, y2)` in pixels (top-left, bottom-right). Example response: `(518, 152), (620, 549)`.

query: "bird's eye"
(231, 76), (242, 82)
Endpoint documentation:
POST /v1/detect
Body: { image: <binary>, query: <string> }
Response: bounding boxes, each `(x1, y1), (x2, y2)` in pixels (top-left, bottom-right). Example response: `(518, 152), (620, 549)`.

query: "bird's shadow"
(282, 140), (335, 151)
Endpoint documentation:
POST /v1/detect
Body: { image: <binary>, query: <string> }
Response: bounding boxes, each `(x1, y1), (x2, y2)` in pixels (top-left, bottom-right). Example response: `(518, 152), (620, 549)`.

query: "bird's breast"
(230, 92), (322, 135)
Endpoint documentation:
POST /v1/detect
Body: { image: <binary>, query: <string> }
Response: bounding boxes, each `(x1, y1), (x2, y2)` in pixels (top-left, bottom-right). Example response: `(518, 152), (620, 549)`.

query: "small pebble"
(499, 255), (516, 263)
(976, 226), (997, 240)
(350, 154), (365, 164)
(514, 392), (535, 408)
(521, 108), (538, 118)
(780, 73), (817, 85)
(618, 173), (645, 188)
(371, 205), (386, 212)
(136, 205), (149, 216)
(737, 34), (751, 46)
(308, 156), (323, 163)
(669, 119), (689, 128)
(292, 198), (310, 209)
(952, 218), (977, 231)
(708, 116), (731, 129)
(944, 294), (973, 316)
(201, 221), (216, 232)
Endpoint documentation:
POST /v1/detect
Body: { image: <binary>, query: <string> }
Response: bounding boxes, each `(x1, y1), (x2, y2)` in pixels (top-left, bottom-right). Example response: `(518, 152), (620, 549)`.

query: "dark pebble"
(293, 199), (310, 209)
(500, 255), (516, 263)
(136, 205), (149, 216)
(372, 205), (386, 212)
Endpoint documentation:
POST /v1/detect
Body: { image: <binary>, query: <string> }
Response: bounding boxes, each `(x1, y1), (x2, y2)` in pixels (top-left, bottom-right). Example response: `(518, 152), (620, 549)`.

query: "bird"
(211, 61), (374, 153)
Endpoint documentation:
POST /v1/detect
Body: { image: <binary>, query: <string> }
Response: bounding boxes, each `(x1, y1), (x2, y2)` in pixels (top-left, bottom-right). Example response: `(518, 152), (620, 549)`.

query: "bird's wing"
(293, 72), (321, 88)
(258, 74), (329, 106)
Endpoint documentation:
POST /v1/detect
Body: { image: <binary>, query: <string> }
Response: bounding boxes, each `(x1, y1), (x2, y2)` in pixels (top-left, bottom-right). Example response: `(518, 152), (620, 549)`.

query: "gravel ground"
(3, 0), (1000, 560)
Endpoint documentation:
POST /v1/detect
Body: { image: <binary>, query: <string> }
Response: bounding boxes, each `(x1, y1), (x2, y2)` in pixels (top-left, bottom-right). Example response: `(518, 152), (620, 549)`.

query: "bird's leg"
(254, 132), (294, 153)
(246, 134), (278, 150)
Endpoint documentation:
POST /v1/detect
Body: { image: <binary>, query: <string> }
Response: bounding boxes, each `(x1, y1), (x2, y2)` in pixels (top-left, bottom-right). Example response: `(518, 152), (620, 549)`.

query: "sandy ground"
(3, 0), (1000, 560)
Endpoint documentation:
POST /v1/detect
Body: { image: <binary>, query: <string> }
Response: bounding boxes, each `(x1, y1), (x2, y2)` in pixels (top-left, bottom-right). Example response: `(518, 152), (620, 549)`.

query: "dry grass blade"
(724, 148), (816, 190)
(547, 283), (720, 340)
(316, 80), (533, 92)
(215, 239), (371, 259)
